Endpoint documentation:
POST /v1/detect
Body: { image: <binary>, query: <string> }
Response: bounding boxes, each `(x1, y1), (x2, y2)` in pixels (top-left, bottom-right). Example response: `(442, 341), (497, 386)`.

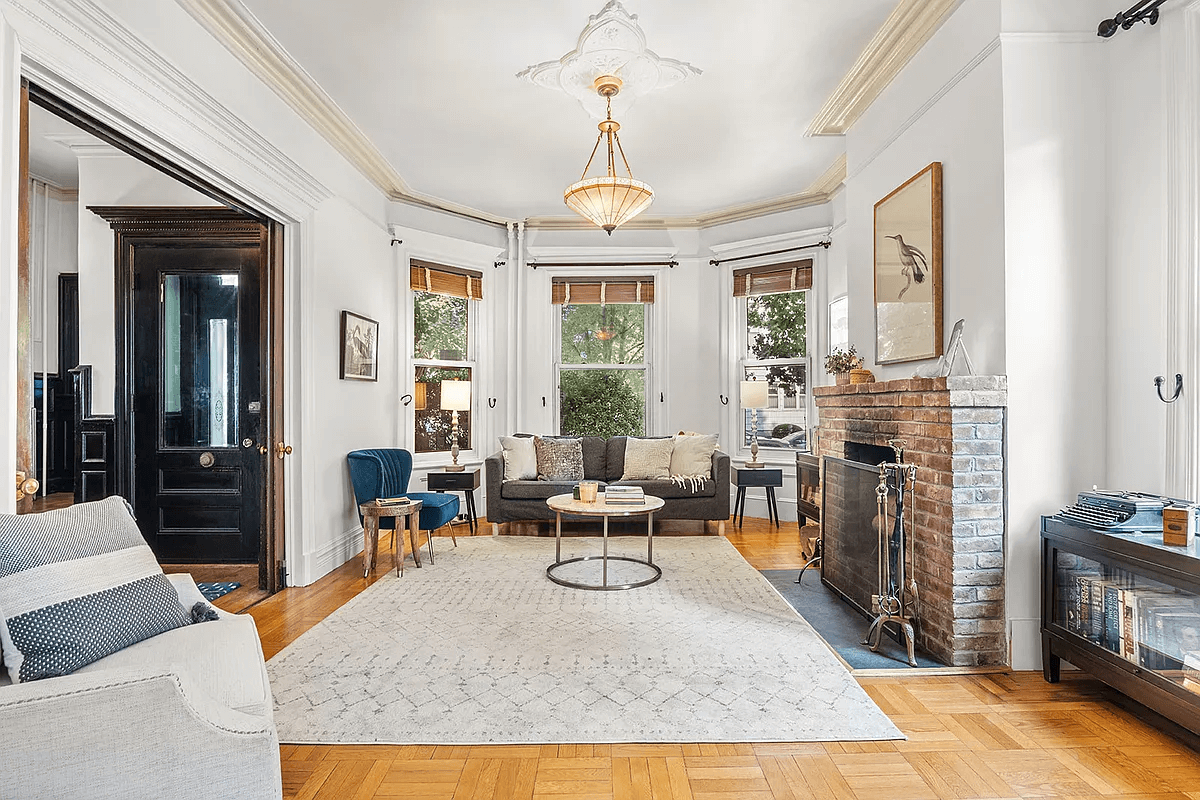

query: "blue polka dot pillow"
(0, 496), (191, 682)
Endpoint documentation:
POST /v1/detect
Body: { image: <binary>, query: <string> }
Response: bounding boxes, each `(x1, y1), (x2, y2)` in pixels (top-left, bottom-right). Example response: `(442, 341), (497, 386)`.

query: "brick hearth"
(814, 376), (1007, 666)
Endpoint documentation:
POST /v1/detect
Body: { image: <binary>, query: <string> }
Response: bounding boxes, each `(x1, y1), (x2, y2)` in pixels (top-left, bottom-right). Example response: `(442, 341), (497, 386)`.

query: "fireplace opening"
(844, 441), (897, 466)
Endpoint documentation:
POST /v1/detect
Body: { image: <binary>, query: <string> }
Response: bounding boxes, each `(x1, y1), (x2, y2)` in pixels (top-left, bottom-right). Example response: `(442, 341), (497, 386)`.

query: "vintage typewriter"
(1056, 489), (1186, 531)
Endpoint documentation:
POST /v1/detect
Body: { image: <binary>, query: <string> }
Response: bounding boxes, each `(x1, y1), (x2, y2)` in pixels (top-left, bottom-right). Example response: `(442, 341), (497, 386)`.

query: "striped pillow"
(0, 496), (191, 683)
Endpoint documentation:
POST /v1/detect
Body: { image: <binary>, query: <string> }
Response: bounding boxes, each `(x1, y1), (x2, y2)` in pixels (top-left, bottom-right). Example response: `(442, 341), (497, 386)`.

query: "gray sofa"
(485, 435), (730, 530)
(0, 574), (281, 800)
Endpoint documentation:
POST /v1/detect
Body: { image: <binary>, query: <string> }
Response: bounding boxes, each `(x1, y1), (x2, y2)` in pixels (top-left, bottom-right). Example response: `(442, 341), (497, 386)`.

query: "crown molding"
(806, 0), (962, 136)
(28, 174), (79, 199)
(42, 132), (121, 157)
(525, 189), (832, 232)
(804, 154), (847, 196)
(708, 226), (832, 256)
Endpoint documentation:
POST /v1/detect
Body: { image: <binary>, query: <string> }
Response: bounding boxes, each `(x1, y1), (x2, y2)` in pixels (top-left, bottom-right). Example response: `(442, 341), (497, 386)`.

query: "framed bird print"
(873, 162), (943, 364)
(340, 310), (379, 381)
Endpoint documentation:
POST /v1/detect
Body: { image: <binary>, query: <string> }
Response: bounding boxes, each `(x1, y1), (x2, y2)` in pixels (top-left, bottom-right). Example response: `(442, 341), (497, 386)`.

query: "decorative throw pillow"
(0, 496), (192, 683)
(499, 436), (538, 481)
(621, 437), (675, 480)
(534, 436), (585, 482)
(670, 433), (719, 477)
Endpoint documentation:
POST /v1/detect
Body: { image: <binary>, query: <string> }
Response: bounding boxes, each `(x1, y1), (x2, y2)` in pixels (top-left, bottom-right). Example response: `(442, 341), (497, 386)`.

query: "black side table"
(732, 467), (783, 527)
(427, 468), (480, 534)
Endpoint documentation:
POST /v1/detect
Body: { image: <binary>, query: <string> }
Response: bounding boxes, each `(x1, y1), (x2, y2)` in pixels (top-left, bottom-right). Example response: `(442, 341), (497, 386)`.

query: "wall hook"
(1155, 373), (1183, 404)
(488, 397), (497, 408)
(400, 393), (413, 406)
(390, 237), (403, 247)
(542, 396), (546, 407)
(660, 392), (665, 403)
(719, 394), (729, 405)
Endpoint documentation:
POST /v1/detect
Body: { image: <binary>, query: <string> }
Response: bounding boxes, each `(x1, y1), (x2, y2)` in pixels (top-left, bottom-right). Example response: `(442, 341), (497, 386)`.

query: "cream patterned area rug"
(267, 536), (903, 744)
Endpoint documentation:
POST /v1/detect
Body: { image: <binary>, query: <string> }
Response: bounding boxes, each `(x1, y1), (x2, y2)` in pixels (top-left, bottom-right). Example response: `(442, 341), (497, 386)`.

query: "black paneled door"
(93, 208), (273, 565)
(131, 240), (263, 562)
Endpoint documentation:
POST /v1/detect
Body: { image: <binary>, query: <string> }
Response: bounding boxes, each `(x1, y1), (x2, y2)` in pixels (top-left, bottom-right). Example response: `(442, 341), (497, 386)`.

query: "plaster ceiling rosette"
(517, 1), (701, 119)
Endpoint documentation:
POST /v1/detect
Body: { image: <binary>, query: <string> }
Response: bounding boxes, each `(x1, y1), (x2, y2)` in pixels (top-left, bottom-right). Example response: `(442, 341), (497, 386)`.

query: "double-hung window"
(736, 259), (812, 453)
(554, 276), (654, 437)
(410, 259), (481, 455)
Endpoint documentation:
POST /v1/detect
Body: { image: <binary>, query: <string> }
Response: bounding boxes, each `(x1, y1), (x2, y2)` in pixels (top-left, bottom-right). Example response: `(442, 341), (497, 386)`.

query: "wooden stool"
(359, 499), (425, 577)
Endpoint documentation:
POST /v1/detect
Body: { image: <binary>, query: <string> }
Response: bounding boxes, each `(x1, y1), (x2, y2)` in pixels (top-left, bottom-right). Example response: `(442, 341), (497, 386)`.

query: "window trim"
(737, 293), (812, 464)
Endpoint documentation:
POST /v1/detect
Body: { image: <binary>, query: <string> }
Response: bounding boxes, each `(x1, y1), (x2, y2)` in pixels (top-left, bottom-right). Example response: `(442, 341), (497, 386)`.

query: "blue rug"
(760, 569), (943, 669)
(197, 581), (242, 601)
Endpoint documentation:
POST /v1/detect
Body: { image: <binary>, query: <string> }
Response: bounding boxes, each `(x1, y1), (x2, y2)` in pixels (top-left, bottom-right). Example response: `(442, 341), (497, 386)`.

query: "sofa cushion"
(534, 436), (585, 481)
(499, 436), (538, 481)
(605, 436), (672, 481)
(76, 575), (273, 719)
(621, 437), (674, 480)
(579, 436), (608, 480)
(610, 479), (717, 499)
(501, 480), (584, 500)
(0, 496), (192, 683)
(670, 433), (719, 477)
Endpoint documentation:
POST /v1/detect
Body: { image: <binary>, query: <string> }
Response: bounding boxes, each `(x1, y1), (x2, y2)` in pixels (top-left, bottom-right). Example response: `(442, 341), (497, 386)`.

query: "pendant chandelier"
(563, 76), (654, 235)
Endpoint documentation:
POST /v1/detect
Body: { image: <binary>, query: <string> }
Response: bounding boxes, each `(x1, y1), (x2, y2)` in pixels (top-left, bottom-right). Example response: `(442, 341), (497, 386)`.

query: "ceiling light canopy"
(517, 0), (700, 120)
(563, 76), (654, 234)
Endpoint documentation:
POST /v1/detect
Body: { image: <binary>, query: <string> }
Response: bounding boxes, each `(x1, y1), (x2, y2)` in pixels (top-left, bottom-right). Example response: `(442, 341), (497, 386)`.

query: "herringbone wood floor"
(252, 518), (1200, 799)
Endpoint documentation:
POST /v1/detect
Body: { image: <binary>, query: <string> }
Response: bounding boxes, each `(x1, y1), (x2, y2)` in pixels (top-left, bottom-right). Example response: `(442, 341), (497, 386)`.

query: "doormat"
(197, 581), (241, 601)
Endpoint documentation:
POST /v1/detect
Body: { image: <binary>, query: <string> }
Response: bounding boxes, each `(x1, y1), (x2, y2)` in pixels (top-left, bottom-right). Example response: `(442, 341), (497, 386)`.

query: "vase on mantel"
(835, 373), (851, 386)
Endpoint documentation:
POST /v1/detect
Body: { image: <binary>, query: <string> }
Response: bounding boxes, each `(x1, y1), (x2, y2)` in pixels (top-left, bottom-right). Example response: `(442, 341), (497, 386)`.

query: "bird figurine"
(886, 234), (928, 300)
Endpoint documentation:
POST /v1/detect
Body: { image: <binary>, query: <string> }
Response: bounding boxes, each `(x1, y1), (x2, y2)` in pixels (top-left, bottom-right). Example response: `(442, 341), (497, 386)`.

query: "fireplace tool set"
(864, 440), (921, 667)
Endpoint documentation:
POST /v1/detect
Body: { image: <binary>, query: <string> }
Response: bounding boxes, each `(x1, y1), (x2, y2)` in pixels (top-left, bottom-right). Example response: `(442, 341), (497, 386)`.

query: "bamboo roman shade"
(551, 277), (656, 305)
(732, 259), (813, 297)
(409, 259), (484, 300)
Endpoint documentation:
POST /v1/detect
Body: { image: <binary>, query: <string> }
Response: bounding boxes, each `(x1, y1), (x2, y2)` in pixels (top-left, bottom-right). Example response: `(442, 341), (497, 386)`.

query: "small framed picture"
(828, 294), (849, 355)
(339, 310), (379, 381)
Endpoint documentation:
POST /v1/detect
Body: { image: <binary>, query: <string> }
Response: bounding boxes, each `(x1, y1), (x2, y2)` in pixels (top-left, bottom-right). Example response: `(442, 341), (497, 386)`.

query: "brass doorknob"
(18, 476), (39, 497)
(276, 442), (293, 459)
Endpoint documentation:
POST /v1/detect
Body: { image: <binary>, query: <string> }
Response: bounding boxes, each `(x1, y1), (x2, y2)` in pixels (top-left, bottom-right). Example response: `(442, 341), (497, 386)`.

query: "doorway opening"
(18, 84), (288, 603)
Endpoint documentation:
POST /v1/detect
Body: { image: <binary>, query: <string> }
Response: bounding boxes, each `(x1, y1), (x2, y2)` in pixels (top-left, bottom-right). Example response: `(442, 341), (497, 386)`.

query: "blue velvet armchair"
(347, 449), (459, 562)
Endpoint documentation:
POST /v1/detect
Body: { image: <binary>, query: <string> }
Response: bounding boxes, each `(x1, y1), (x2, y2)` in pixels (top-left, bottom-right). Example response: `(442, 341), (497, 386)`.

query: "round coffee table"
(545, 492), (665, 591)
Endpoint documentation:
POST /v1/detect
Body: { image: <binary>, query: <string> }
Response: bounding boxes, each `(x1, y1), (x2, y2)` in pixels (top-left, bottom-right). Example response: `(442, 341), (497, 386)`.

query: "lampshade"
(564, 76), (654, 235)
(740, 380), (769, 409)
(440, 380), (471, 412)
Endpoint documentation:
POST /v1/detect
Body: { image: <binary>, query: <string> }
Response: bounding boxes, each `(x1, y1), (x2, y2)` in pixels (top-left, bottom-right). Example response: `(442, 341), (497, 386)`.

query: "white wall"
(1104, 19), (1168, 493)
(28, 183), (77, 374)
(1000, 3), (1109, 670)
(844, 0), (1007, 382)
(75, 153), (217, 414)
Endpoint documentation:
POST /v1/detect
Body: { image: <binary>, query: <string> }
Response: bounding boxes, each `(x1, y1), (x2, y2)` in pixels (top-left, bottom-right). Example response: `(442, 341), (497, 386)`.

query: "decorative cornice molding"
(11, 0), (332, 217)
(28, 174), (79, 199)
(42, 132), (121, 157)
(525, 189), (832, 232)
(708, 226), (832, 256)
(804, 154), (847, 196)
(806, 0), (962, 136)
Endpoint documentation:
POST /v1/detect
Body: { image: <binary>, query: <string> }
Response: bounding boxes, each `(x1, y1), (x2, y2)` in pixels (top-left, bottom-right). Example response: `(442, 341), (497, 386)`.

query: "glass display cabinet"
(1042, 515), (1200, 738)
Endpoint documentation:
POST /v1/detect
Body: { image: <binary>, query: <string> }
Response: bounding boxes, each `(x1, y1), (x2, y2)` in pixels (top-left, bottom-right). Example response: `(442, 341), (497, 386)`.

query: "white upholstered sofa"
(0, 574), (282, 800)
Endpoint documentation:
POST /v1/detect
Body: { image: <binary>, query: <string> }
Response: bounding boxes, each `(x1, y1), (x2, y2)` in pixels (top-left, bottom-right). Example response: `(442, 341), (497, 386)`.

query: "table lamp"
(440, 380), (471, 472)
(740, 379), (769, 468)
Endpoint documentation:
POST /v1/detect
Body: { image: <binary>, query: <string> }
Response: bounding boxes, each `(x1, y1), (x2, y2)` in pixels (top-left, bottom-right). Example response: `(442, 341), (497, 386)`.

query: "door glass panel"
(161, 273), (240, 447)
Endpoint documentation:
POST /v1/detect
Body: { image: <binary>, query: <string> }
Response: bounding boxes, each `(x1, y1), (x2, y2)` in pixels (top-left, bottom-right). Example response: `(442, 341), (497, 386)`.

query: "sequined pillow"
(534, 437), (585, 482)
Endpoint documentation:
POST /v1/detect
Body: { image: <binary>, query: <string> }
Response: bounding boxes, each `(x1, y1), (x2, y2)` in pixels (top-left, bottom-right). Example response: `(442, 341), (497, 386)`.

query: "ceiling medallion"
(517, 0), (701, 120)
(563, 76), (654, 235)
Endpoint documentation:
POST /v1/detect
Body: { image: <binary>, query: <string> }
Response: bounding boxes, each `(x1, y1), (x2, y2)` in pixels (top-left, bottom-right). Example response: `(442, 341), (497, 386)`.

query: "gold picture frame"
(873, 162), (943, 364)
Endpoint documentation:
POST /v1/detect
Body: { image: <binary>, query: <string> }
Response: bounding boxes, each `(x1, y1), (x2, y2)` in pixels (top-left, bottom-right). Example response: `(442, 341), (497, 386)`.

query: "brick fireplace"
(814, 376), (1007, 666)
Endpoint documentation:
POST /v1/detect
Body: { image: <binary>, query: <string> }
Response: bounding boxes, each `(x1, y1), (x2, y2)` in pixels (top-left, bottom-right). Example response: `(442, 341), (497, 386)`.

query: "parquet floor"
(255, 517), (1200, 799)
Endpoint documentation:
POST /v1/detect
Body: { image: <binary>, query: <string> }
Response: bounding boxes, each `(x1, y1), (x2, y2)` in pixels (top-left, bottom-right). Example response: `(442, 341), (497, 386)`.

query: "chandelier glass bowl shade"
(564, 76), (654, 234)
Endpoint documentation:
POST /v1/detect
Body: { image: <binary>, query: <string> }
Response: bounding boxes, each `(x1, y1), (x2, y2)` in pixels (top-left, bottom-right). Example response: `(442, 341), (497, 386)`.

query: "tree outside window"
(413, 290), (472, 453)
(744, 291), (808, 451)
(558, 303), (647, 437)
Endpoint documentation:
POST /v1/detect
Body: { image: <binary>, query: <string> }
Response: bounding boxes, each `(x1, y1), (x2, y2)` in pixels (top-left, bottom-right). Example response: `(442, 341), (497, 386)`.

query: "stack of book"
(376, 496), (414, 507)
(605, 486), (645, 505)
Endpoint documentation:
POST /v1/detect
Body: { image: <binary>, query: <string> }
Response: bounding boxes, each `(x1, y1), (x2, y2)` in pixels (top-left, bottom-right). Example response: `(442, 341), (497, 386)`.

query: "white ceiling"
(236, 0), (898, 221)
(27, 104), (104, 189)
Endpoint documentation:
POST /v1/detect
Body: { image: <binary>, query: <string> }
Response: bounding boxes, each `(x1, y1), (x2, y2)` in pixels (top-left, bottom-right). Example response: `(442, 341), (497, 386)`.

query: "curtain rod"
(709, 241), (831, 266)
(529, 260), (677, 269)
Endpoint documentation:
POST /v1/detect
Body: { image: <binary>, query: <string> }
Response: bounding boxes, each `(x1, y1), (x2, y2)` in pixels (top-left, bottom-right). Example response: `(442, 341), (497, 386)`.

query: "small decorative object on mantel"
(1163, 504), (1197, 547)
(914, 318), (975, 379)
(849, 368), (875, 385)
(824, 345), (865, 386)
